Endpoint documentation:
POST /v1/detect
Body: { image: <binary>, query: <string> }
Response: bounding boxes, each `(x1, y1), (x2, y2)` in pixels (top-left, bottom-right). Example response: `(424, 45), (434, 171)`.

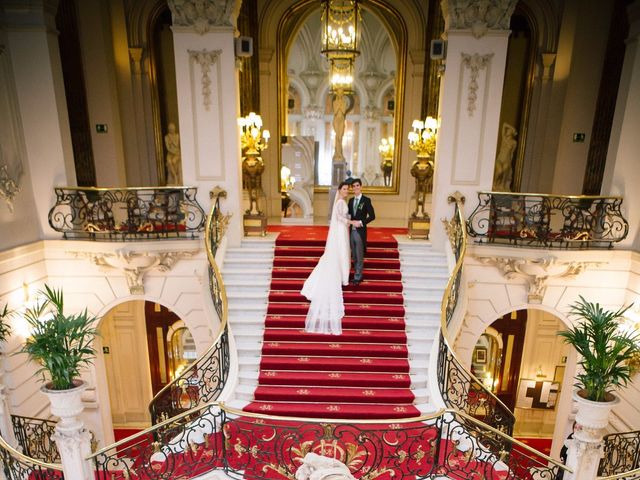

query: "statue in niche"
(165, 122), (182, 185)
(494, 122), (517, 191)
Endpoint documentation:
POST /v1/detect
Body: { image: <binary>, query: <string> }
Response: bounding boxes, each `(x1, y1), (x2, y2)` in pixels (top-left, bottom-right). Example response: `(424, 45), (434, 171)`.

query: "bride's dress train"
(301, 198), (350, 335)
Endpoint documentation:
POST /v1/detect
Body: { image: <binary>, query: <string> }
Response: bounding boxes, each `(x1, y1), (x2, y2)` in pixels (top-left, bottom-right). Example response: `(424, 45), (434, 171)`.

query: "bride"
(301, 181), (354, 335)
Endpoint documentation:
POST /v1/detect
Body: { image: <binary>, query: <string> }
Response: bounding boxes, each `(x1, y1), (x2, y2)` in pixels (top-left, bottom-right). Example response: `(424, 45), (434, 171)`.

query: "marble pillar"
(429, 0), (517, 250)
(168, 0), (244, 245)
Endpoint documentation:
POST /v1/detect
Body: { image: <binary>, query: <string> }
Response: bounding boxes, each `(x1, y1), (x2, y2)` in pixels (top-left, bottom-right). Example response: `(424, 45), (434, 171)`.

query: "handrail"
(0, 432), (64, 473)
(86, 402), (571, 479)
(89, 402), (213, 459)
(148, 187), (231, 424)
(48, 185), (206, 240)
(599, 429), (640, 477)
(11, 413), (60, 463)
(437, 192), (516, 435)
(477, 190), (623, 200)
(466, 191), (629, 248)
(597, 468), (640, 480)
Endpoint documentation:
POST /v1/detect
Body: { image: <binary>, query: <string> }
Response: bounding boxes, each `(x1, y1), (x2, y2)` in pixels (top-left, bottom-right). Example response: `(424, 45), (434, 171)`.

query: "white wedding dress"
(301, 197), (350, 335)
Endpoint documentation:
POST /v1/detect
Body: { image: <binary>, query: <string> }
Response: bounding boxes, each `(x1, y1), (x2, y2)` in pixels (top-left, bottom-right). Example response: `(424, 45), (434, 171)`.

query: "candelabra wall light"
(407, 116), (439, 239)
(239, 112), (270, 236)
(379, 137), (394, 187)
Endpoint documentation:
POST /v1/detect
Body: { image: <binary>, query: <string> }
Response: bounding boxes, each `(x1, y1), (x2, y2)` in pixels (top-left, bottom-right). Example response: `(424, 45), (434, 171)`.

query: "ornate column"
(429, 0), (517, 250)
(168, 0), (244, 246)
(44, 383), (93, 480)
(564, 407), (612, 480)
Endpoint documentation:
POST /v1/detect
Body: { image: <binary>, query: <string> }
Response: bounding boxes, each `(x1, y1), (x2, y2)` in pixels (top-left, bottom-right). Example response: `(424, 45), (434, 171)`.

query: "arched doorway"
(471, 308), (574, 456)
(99, 300), (196, 434)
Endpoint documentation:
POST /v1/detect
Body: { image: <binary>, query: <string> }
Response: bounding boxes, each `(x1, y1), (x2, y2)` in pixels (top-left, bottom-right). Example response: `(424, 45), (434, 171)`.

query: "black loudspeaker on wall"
(430, 39), (446, 60)
(235, 36), (253, 57)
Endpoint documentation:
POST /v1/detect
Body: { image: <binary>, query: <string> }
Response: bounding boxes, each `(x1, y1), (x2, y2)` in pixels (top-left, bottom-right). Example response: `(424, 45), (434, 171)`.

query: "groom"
(348, 178), (375, 285)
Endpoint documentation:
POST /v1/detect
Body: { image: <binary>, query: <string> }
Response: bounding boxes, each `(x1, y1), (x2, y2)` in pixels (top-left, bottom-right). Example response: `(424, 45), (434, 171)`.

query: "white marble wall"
(0, 238), (217, 450)
(453, 244), (640, 458)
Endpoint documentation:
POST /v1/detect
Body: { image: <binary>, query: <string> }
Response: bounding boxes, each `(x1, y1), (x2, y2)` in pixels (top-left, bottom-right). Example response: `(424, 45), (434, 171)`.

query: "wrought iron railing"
(0, 433), (64, 479)
(598, 469), (640, 480)
(48, 186), (206, 240)
(91, 403), (223, 479)
(148, 188), (231, 424)
(467, 191), (629, 248)
(437, 192), (516, 440)
(88, 402), (569, 480)
(11, 414), (60, 464)
(599, 430), (640, 477)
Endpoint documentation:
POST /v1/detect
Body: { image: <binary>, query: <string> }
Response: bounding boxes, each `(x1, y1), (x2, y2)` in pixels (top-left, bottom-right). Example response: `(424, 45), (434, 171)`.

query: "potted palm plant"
(20, 285), (99, 424)
(559, 296), (640, 430)
(0, 303), (13, 352)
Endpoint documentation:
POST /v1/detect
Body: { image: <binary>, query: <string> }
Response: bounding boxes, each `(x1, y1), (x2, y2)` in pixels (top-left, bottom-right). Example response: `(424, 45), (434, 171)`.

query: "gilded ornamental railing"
(599, 430), (640, 477)
(10, 414), (60, 464)
(467, 192), (628, 248)
(148, 188), (230, 424)
(88, 402), (569, 480)
(437, 193), (516, 439)
(598, 469), (640, 480)
(0, 433), (64, 479)
(48, 186), (206, 240)
(91, 403), (223, 478)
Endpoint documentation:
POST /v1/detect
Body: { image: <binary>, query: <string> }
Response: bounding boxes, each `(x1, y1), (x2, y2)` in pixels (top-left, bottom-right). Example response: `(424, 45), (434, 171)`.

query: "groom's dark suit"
(348, 194), (375, 283)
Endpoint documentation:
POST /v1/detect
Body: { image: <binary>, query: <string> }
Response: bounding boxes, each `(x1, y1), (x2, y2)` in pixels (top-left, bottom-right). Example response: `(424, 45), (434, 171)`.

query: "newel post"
(564, 391), (620, 480)
(44, 382), (93, 480)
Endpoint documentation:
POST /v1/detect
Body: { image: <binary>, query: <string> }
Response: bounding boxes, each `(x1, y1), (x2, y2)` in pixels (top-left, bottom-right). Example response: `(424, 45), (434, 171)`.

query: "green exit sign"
(96, 124), (108, 133)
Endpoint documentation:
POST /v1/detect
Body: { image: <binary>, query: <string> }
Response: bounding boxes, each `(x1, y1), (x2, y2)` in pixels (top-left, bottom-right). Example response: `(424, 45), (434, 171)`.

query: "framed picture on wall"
(516, 379), (560, 410)
(474, 347), (487, 364)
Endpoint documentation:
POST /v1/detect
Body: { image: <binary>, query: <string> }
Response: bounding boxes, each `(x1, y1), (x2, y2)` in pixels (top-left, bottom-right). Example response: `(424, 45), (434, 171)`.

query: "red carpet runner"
(243, 226), (421, 419)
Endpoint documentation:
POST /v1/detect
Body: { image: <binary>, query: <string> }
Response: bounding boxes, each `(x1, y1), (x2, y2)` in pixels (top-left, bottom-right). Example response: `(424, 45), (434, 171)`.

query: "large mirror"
(280, 1), (406, 194)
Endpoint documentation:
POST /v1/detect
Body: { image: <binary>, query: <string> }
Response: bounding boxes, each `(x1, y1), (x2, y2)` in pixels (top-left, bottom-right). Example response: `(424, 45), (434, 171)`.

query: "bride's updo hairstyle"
(338, 180), (350, 189)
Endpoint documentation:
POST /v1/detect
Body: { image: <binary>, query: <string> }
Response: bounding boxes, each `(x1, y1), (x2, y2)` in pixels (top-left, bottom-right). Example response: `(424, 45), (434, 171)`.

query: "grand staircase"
(224, 226), (448, 419)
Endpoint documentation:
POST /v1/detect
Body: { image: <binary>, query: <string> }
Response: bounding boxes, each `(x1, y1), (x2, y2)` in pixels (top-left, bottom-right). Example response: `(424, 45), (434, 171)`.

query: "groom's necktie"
(353, 197), (359, 215)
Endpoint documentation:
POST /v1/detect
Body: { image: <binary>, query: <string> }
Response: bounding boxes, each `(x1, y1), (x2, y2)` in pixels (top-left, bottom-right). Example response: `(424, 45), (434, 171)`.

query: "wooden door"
(493, 310), (527, 411)
(145, 302), (180, 395)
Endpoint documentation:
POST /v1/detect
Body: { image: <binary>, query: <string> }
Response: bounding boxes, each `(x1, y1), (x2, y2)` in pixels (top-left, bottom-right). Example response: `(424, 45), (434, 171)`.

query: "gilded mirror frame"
(276, 0), (407, 195)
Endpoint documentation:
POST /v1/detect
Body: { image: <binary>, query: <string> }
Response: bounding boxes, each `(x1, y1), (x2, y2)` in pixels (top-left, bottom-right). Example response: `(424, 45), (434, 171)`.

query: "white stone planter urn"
(42, 380), (92, 480)
(42, 379), (86, 429)
(573, 389), (620, 435)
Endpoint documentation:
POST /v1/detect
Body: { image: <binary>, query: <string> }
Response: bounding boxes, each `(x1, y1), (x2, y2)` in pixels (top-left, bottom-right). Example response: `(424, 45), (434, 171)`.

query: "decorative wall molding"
(168, 0), (241, 34)
(71, 250), (195, 295)
(461, 52), (493, 116)
(473, 255), (602, 303)
(441, 0), (518, 38)
(189, 49), (222, 111)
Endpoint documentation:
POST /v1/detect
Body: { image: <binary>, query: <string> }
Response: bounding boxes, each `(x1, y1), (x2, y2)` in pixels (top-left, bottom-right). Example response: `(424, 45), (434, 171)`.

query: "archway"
(97, 299), (196, 441)
(470, 307), (577, 459)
